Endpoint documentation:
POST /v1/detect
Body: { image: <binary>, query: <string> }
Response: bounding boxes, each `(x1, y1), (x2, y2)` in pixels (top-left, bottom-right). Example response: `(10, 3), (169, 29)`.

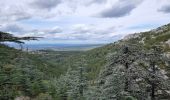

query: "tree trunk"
(151, 83), (155, 100)
(124, 63), (129, 92)
(79, 67), (83, 96)
(62, 95), (67, 100)
(151, 62), (156, 100)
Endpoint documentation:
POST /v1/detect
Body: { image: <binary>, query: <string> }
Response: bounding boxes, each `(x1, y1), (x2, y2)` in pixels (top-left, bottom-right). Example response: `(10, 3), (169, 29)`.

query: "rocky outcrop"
(15, 96), (30, 100)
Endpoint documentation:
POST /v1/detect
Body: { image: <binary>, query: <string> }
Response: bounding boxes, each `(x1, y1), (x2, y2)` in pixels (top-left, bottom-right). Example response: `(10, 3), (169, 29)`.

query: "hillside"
(0, 44), (61, 99)
(44, 23), (170, 100)
(36, 23), (170, 81)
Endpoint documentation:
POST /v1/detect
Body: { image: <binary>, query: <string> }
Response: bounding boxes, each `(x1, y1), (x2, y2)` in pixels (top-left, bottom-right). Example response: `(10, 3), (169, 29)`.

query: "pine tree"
(98, 44), (143, 99)
(54, 66), (87, 100)
(139, 46), (170, 100)
(0, 31), (40, 44)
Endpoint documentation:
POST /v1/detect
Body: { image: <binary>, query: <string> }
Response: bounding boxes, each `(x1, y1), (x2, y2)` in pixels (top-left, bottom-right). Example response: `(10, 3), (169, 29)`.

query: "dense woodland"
(0, 23), (170, 100)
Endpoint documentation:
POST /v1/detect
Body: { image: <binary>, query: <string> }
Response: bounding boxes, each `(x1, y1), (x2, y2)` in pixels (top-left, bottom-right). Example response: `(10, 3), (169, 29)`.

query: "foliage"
(96, 44), (170, 100)
(0, 31), (40, 44)
(0, 44), (50, 99)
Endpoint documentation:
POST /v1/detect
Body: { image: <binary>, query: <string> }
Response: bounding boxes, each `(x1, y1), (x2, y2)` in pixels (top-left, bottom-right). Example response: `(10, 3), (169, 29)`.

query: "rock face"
(151, 24), (169, 34)
(15, 96), (30, 100)
(123, 23), (170, 43)
(139, 37), (145, 44)
(164, 52), (170, 59)
(123, 33), (140, 40)
(166, 39), (170, 46)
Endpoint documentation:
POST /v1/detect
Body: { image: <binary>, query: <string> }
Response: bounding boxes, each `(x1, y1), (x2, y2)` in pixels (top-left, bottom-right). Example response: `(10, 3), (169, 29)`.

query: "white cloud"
(0, 0), (170, 44)
(98, 0), (143, 18)
(159, 1), (170, 13)
(30, 0), (62, 10)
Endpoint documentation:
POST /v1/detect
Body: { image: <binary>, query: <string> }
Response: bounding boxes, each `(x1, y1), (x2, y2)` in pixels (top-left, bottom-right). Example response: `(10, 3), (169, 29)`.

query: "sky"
(0, 0), (170, 44)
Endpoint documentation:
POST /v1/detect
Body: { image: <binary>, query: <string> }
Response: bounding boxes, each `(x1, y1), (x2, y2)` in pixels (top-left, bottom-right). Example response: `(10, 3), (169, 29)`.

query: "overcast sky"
(0, 0), (170, 44)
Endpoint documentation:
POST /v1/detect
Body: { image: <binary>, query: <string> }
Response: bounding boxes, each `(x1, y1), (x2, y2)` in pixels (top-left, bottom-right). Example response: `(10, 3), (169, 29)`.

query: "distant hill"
(6, 43), (105, 51)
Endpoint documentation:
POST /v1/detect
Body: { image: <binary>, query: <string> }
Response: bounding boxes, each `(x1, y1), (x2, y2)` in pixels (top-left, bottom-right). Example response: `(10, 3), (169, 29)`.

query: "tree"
(139, 46), (170, 100)
(53, 66), (87, 100)
(0, 31), (40, 44)
(98, 44), (143, 99)
(97, 44), (170, 100)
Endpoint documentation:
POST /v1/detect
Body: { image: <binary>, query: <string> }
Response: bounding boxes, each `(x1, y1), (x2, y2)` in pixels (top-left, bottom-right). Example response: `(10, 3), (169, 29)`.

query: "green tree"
(98, 44), (142, 99)
(0, 31), (40, 45)
(51, 66), (87, 100)
(139, 46), (170, 100)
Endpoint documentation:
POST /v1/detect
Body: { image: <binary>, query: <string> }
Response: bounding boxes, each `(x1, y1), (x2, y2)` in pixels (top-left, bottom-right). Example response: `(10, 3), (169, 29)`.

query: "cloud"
(44, 26), (63, 34)
(0, 5), (31, 22)
(17, 27), (63, 37)
(48, 24), (118, 42)
(0, 0), (62, 23)
(159, 4), (170, 13)
(89, 0), (106, 4)
(0, 0), (143, 22)
(0, 24), (26, 33)
(0, 23), (62, 38)
(30, 0), (62, 10)
(98, 0), (143, 18)
(0, 0), (170, 44)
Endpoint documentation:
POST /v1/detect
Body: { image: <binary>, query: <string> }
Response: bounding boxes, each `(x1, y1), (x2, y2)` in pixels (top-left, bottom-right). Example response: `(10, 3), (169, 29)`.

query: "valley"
(1, 23), (170, 100)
